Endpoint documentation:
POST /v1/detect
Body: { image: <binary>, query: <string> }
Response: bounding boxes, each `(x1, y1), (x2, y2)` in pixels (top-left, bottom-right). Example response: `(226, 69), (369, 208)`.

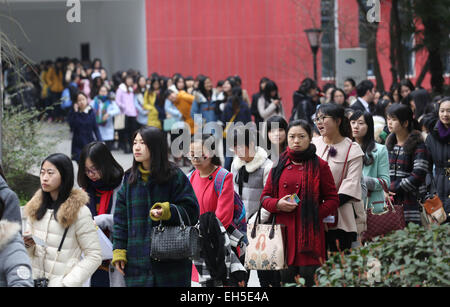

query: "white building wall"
(0, 0), (148, 76)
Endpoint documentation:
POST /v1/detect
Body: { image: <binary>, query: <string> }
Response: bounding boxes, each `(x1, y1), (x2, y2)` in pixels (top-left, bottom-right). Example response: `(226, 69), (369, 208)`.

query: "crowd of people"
(0, 56), (449, 287)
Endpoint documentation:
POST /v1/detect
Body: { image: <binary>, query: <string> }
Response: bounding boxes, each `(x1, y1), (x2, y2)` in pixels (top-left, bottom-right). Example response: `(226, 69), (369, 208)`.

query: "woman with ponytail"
(386, 103), (429, 225)
(260, 120), (339, 287)
(312, 104), (366, 252)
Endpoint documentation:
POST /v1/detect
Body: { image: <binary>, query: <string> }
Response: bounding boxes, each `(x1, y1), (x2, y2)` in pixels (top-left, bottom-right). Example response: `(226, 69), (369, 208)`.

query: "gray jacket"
(0, 177), (21, 228)
(231, 147), (273, 220)
(0, 221), (33, 287)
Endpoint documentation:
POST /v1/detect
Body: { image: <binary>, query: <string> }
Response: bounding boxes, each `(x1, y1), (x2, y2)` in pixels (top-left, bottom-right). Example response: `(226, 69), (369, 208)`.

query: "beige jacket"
(312, 137), (366, 234)
(24, 189), (102, 287)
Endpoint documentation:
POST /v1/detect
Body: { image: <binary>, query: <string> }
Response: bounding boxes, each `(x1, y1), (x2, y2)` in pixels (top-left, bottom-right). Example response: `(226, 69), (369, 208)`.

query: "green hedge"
(316, 223), (450, 287)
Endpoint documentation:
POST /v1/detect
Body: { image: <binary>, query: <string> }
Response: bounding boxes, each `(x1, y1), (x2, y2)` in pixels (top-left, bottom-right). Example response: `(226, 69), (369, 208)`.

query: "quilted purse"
(362, 179), (405, 242)
(150, 206), (200, 261)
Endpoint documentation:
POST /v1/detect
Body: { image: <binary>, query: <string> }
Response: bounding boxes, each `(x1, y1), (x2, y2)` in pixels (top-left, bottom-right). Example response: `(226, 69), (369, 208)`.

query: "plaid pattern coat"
(386, 130), (429, 224)
(113, 167), (199, 287)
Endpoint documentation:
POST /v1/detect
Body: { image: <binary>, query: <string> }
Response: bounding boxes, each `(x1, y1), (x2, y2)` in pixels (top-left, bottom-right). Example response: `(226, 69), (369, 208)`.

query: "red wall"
(145, 0), (322, 119)
(145, 0), (446, 120)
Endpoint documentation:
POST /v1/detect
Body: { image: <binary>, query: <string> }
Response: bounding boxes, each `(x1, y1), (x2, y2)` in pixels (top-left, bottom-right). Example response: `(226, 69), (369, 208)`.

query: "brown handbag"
(362, 179), (406, 242)
(422, 195), (447, 225)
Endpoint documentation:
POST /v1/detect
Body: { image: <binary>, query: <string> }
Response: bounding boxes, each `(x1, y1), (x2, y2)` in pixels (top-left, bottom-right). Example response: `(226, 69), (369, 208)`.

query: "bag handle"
(157, 205), (189, 229)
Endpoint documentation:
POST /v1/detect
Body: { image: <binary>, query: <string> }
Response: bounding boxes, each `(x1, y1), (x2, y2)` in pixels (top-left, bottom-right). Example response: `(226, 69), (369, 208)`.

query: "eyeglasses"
(85, 167), (100, 176)
(313, 116), (333, 124)
(186, 155), (207, 161)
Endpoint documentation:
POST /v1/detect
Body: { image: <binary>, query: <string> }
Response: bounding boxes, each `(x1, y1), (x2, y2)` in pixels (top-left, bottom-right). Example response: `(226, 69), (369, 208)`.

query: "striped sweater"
(386, 130), (430, 224)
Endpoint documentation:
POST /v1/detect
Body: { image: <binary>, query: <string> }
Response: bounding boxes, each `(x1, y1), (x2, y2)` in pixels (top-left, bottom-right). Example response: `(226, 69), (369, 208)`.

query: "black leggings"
(325, 229), (357, 253)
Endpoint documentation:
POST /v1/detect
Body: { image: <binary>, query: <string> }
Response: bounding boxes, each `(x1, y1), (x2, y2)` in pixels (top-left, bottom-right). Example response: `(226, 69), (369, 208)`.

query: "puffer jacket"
(24, 189), (102, 287)
(0, 220), (33, 287)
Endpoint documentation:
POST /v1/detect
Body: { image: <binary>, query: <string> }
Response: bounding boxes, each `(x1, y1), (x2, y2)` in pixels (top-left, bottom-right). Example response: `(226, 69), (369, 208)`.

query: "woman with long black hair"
(77, 142), (124, 287)
(112, 127), (199, 287)
(350, 111), (390, 214)
(23, 153), (102, 287)
(261, 120), (339, 286)
(290, 78), (318, 125)
(257, 80), (285, 135)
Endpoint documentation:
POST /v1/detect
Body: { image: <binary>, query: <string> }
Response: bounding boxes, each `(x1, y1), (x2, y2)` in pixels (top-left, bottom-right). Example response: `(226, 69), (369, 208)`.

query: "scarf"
(138, 165), (151, 182)
(273, 144), (322, 258)
(237, 166), (249, 197)
(437, 121), (450, 141)
(86, 179), (118, 217)
(93, 96), (111, 126)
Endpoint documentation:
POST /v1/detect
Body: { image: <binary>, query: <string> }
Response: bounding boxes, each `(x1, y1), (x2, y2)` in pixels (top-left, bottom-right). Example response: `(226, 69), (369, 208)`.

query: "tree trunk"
(422, 15), (444, 93)
(389, 1), (399, 89)
(391, 0), (406, 80)
(415, 55), (430, 89)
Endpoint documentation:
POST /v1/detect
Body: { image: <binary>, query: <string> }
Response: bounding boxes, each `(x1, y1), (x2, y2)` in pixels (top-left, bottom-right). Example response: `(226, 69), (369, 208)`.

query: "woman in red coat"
(261, 119), (339, 286)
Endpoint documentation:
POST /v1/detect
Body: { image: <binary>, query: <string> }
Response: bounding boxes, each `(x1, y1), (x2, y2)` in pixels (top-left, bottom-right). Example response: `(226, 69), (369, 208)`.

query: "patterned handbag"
(150, 206), (200, 261)
(244, 207), (287, 271)
(362, 179), (406, 241)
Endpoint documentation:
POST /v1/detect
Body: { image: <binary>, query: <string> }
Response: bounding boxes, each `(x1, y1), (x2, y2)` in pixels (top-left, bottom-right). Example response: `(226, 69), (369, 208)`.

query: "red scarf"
(96, 189), (114, 215)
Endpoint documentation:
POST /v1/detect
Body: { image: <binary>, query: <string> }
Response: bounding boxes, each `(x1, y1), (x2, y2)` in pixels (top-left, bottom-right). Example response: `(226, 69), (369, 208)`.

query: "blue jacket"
(221, 100), (252, 126)
(191, 91), (218, 126)
(362, 143), (391, 213)
(91, 97), (121, 141)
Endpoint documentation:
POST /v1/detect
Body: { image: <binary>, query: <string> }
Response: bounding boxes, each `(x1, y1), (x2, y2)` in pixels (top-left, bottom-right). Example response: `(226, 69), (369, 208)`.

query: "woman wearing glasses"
(188, 134), (234, 230)
(311, 104), (366, 252)
(77, 142), (124, 287)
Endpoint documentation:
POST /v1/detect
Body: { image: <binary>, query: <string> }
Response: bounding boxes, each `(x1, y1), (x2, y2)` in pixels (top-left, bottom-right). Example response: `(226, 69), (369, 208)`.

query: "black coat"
(425, 122), (450, 220)
(68, 108), (102, 162)
(350, 98), (367, 113)
(290, 91), (316, 125)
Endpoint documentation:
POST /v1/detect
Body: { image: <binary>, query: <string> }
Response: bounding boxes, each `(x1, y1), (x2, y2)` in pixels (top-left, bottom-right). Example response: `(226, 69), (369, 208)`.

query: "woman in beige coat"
(23, 153), (102, 287)
(311, 104), (366, 252)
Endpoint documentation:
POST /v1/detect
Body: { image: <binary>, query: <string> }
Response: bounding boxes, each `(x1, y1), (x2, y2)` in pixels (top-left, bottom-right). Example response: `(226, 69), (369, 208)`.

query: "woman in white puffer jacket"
(23, 153), (102, 287)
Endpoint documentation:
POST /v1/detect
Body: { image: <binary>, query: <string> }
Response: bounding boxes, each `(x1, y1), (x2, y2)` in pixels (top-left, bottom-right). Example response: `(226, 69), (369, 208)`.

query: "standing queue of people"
(1, 58), (449, 287)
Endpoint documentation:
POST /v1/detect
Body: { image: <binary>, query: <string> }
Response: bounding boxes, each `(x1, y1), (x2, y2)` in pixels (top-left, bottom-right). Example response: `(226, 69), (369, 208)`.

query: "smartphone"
(288, 193), (300, 204)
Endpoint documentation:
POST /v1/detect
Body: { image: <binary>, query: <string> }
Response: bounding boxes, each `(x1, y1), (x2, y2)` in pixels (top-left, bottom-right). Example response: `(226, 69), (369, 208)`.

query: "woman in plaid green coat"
(112, 127), (199, 287)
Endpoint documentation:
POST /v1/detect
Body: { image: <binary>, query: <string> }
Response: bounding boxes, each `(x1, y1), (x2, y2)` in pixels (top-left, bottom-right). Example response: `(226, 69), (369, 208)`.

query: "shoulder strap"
(58, 228), (69, 252)
(213, 168), (228, 197)
(338, 142), (353, 190)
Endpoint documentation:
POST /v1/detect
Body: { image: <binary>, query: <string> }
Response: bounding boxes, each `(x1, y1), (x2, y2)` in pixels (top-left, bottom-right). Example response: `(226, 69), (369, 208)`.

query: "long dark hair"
(297, 78), (317, 96)
(36, 154), (74, 221)
(331, 88), (349, 107)
(128, 127), (177, 185)
(263, 80), (279, 101)
(265, 115), (288, 152)
(316, 103), (352, 139)
(197, 75), (212, 101)
(77, 142), (124, 189)
(350, 111), (376, 165)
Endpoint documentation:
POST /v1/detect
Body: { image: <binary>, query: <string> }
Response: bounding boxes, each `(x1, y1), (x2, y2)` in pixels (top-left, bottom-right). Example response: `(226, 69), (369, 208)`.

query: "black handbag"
(150, 205), (200, 261)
